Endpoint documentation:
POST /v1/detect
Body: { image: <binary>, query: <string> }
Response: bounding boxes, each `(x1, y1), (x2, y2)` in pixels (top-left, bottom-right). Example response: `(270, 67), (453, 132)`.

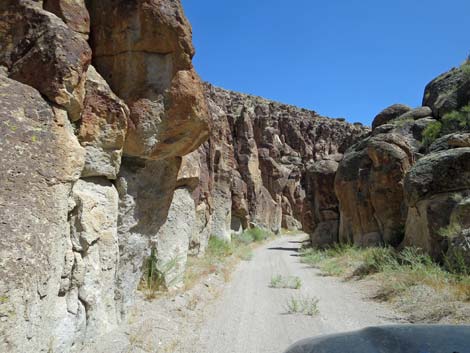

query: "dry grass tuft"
(300, 245), (470, 323)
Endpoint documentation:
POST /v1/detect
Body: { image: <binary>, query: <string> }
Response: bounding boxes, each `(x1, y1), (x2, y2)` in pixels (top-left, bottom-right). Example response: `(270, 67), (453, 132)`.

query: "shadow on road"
(267, 247), (300, 252)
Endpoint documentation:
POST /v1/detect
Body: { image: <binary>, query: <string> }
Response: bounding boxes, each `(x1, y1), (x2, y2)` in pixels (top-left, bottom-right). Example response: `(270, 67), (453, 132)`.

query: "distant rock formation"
(189, 84), (368, 250)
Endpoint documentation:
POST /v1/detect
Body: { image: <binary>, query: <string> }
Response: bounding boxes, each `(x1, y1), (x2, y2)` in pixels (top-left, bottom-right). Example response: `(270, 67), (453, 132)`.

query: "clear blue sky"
(182, 0), (470, 126)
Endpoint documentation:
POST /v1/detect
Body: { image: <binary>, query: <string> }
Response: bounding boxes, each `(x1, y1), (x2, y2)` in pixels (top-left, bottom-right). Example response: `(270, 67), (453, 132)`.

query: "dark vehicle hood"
(284, 325), (470, 353)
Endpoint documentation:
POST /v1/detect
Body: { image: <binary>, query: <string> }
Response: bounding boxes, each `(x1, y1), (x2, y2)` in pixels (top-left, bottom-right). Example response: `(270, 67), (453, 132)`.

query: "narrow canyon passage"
(191, 234), (402, 353)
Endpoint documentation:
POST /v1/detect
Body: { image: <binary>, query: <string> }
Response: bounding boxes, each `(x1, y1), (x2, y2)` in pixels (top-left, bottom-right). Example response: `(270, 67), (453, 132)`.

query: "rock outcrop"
(423, 63), (470, 119)
(191, 84), (369, 249)
(0, 1), (209, 352)
(334, 64), (470, 259)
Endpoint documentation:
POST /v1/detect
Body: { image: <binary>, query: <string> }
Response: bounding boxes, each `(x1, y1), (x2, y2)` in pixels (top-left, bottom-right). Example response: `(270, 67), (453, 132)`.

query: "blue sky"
(182, 0), (470, 126)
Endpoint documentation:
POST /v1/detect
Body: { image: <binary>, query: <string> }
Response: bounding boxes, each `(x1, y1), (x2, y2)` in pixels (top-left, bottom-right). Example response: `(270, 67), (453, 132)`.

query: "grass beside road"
(184, 227), (275, 290)
(300, 245), (470, 323)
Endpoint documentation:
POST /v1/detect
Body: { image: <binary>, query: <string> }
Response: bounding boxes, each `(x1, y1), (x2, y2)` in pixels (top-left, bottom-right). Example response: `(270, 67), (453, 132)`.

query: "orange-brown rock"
(43, 0), (90, 37)
(335, 133), (414, 246)
(88, 0), (209, 160)
(78, 66), (129, 179)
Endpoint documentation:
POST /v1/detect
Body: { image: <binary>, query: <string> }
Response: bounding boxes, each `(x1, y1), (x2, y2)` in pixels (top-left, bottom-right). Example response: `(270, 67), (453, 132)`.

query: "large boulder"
(88, 0), (209, 160)
(403, 148), (470, 258)
(43, 0), (90, 37)
(305, 159), (340, 247)
(335, 133), (414, 246)
(423, 64), (470, 119)
(371, 104), (412, 130)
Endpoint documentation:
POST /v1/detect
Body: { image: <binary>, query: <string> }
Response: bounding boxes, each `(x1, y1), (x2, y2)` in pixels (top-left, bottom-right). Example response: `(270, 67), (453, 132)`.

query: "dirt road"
(193, 234), (401, 353)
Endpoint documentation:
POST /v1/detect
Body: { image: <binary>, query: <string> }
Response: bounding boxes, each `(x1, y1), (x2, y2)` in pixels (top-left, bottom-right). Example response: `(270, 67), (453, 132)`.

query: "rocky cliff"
(0, 1), (209, 352)
(189, 84), (369, 249)
(335, 62), (470, 263)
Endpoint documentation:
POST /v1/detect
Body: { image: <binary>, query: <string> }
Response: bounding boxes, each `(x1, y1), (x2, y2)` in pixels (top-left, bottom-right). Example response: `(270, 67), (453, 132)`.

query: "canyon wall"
(335, 63), (470, 263)
(0, 2), (367, 351)
(190, 84), (369, 248)
(0, 1), (209, 352)
(1, 1), (469, 352)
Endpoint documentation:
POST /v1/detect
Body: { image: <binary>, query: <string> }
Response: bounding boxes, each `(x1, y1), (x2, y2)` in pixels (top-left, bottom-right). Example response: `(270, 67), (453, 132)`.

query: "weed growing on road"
(300, 245), (470, 323)
(270, 274), (302, 289)
(270, 275), (283, 288)
(285, 295), (319, 316)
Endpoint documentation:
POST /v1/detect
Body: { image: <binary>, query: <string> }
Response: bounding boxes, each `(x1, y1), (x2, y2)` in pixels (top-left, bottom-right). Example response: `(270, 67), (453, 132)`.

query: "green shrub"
(355, 247), (399, 276)
(445, 249), (470, 276)
(441, 105), (470, 134)
(233, 232), (254, 245)
(422, 121), (442, 146)
(207, 237), (233, 258)
(461, 61), (470, 75)
(300, 248), (327, 266)
(141, 248), (179, 299)
(270, 274), (283, 288)
(422, 105), (470, 146)
(244, 227), (269, 242)
(438, 223), (463, 239)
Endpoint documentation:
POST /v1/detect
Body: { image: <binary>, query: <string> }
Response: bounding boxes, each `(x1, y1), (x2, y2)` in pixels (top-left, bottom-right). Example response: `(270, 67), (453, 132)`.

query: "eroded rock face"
(403, 148), (470, 258)
(305, 160), (340, 247)
(199, 84), (369, 240)
(0, 74), (85, 352)
(67, 178), (120, 348)
(78, 66), (129, 179)
(335, 133), (414, 246)
(88, 0), (209, 160)
(0, 1), (91, 121)
(1, 0), (210, 351)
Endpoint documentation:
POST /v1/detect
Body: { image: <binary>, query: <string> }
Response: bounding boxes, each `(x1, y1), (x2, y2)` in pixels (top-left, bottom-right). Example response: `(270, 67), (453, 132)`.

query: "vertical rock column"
(87, 0), (209, 308)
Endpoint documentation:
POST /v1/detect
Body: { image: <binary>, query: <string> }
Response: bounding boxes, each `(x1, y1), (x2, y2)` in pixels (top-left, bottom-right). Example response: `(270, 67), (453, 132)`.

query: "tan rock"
(43, 0), (90, 37)
(79, 66), (129, 179)
(0, 75), (85, 353)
